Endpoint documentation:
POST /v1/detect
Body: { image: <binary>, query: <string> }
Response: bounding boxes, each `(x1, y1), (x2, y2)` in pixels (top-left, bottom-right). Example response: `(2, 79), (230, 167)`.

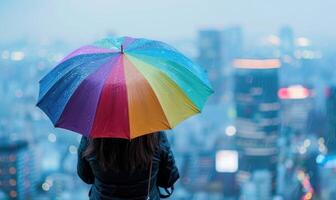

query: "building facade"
(0, 140), (36, 200)
(233, 59), (281, 193)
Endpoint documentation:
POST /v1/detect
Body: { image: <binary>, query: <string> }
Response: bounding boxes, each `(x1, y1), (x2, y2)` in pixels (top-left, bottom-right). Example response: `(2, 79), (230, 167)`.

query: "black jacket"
(77, 132), (179, 200)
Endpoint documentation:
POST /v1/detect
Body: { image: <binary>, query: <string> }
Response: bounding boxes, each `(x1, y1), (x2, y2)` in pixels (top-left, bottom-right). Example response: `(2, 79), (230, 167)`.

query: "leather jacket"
(77, 132), (179, 200)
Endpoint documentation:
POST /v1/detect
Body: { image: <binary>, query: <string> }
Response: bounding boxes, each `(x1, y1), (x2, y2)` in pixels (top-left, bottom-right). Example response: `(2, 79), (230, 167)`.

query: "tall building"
(319, 158), (336, 199)
(0, 140), (36, 200)
(197, 27), (243, 104)
(233, 59), (281, 193)
(221, 26), (243, 67)
(240, 170), (272, 200)
(278, 85), (314, 135)
(198, 30), (222, 72)
(181, 152), (215, 190)
(198, 30), (222, 103)
(325, 86), (336, 153)
(279, 26), (294, 57)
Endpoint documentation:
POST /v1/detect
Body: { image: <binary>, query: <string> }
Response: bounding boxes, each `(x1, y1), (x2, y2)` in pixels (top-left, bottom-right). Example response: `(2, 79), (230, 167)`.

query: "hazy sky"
(1, 0), (335, 44)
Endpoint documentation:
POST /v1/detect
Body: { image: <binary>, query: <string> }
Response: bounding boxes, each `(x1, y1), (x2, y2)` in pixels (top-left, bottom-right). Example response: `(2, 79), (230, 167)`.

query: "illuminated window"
(9, 167), (16, 174)
(9, 155), (16, 162)
(9, 179), (16, 186)
(9, 190), (17, 198)
(216, 150), (239, 173)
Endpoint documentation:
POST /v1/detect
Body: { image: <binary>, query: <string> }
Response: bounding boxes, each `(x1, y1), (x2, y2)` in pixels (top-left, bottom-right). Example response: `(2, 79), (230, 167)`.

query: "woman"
(77, 131), (179, 200)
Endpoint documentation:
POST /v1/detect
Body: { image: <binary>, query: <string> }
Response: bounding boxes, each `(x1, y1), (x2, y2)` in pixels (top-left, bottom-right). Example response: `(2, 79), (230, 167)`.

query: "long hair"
(83, 132), (159, 172)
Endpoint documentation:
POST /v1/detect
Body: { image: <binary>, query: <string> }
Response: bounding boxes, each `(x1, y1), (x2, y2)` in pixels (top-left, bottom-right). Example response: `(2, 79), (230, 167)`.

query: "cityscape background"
(1, 0), (336, 199)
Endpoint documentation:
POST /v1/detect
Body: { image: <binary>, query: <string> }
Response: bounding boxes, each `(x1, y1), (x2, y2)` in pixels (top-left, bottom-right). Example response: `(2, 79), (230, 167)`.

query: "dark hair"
(83, 132), (159, 172)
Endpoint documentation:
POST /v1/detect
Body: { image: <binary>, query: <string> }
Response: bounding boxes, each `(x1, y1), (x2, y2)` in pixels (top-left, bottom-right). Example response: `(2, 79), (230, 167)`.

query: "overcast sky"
(1, 0), (335, 45)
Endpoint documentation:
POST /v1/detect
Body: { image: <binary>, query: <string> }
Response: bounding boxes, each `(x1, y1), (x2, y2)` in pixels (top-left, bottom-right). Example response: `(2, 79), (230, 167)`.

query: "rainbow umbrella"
(37, 36), (213, 139)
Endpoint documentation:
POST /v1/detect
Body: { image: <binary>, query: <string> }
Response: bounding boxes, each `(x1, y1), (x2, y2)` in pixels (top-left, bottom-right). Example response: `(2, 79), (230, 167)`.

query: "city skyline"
(1, 0), (336, 46)
(1, 1), (336, 199)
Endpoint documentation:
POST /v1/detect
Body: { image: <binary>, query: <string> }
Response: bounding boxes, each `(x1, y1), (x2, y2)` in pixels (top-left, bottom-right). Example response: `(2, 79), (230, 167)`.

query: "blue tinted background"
(1, 1), (336, 200)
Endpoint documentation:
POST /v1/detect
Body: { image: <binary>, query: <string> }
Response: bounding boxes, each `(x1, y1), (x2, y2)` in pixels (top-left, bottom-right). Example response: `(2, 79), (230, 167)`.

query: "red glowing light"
(278, 85), (310, 99)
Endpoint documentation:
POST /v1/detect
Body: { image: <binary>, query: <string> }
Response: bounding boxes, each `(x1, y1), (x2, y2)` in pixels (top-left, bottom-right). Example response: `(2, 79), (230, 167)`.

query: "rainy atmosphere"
(1, 0), (336, 200)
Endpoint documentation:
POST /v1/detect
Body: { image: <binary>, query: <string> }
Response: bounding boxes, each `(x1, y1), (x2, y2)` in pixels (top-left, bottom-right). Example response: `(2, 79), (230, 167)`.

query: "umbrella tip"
(120, 45), (124, 54)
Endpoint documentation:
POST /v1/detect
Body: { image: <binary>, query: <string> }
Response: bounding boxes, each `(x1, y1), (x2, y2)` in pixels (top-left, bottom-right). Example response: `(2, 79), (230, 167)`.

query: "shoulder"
(78, 136), (97, 161)
(78, 136), (90, 152)
(158, 132), (170, 151)
(158, 131), (168, 143)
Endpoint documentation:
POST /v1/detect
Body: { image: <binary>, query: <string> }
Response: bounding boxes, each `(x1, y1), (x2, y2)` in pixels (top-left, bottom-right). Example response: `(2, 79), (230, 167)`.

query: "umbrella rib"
(89, 55), (131, 139)
(38, 53), (115, 102)
(126, 55), (200, 128)
(37, 36), (213, 138)
(126, 53), (213, 110)
(60, 52), (116, 65)
(55, 56), (121, 136)
(128, 51), (213, 92)
(87, 56), (124, 137)
(37, 56), (116, 124)
(124, 55), (172, 131)
(126, 39), (179, 52)
(127, 54), (202, 113)
(59, 44), (118, 64)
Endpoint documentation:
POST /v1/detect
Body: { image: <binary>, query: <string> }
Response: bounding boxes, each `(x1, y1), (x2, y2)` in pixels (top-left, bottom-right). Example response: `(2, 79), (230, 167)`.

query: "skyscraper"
(240, 170), (272, 200)
(0, 140), (36, 200)
(197, 27), (243, 104)
(221, 26), (243, 67)
(278, 85), (314, 136)
(198, 30), (222, 103)
(278, 85), (314, 135)
(233, 59), (281, 193)
(325, 86), (336, 153)
(279, 26), (294, 57)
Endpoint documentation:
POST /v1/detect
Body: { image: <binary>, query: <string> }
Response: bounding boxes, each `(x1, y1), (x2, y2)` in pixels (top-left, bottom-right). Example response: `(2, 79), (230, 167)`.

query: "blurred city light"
(48, 133), (57, 143)
(316, 154), (325, 164)
(266, 35), (281, 46)
(316, 154), (336, 168)
(42, 182), (51, 191)
(215, 150), (238, 173)
(297, 170), (314, 200)
(69, 145), (77, 154)
(294, 50), (322, 59)
(278, 85), (310, 99)
(1, 1), (336, 199)
(225, 125), (237, 136)
(233, 59), (281, 69)
(296, 37), (311, 47)
(298, 146), (307, 154)
(303, 139), (311, 148)
(10, 51), (25, 61)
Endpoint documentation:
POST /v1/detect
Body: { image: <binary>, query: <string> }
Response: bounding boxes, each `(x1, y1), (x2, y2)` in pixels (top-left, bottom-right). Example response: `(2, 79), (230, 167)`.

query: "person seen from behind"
(77, 131), (179, 200)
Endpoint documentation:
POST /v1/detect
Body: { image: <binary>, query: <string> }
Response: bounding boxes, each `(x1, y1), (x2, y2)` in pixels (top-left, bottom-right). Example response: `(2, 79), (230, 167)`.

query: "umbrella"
(37, 36), (213, 139)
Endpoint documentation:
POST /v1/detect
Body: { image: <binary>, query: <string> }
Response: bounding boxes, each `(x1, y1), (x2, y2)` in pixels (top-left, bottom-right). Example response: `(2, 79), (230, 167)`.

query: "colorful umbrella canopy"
(37, 36), (213, 139)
